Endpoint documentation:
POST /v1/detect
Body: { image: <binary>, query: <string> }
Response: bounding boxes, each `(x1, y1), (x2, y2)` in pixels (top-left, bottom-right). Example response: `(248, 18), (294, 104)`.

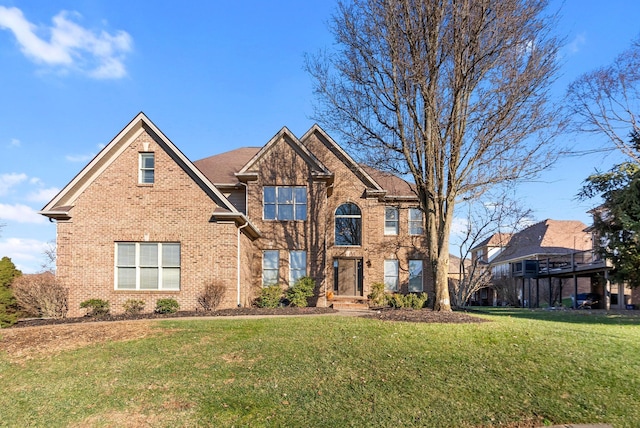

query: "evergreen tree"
(0, 256), (22, 327)
(580, 132), (640, 287)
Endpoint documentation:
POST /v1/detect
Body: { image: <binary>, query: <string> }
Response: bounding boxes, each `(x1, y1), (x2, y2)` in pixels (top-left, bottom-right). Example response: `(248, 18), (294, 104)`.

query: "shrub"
(155, 298), (179, 314)
(197, 281), (226, 311)
(80, 298), (110, 317)
(123, 299), (145, 315)
(256, 285), (282, 308)
(287, 276), (315, 307)
(405, 292), (428, 309)
(367, 282), (387, 307)
(386, 293), (406, 308)
(385, 293), (429, 309)
(0, 286), (17, 327)
(12, 272), (68, 319)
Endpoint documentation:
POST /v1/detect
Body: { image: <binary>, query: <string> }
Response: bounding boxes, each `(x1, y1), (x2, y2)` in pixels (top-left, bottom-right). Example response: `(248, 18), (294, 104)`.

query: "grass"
(1, 309), (639, 427)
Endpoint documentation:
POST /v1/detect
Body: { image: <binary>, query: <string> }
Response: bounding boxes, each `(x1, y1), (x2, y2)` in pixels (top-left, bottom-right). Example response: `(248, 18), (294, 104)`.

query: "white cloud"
(66, 143), (102, 162)
(0, 203), (47, 223)
(450, 217), (470, 236)
(0, 6), (132, 79)
(0, 237), (49, 273)
(567, 32), (586, 54)
(65, 152), (95, 162)
(26, 187), (60, 203)
(9, 138), (21, 147)
(0, 172), (27, 195)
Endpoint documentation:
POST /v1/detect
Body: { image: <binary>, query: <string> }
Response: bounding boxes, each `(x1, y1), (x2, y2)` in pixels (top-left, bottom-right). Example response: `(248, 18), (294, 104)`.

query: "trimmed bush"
(386, 293), (406, 308)
(197, 281), (226, 311)
(385, 292), (429, 309)
(287, 276), (315, 307)
(256, 285), (282, 308)
(405, 292), (428, 309)
(80, 299), (110, 317)
(367, 282), (386, 307)
(155, 298), (179, 314)
(123, 299), (145, 315)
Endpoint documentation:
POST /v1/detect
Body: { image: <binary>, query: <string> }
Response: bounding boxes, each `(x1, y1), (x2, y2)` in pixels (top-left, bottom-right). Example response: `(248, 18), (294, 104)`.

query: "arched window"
(335, 203), (362, 246)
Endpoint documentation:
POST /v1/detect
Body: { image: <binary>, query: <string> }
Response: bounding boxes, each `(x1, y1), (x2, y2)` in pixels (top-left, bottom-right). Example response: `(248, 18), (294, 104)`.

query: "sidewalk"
(542, 424), (612, 428)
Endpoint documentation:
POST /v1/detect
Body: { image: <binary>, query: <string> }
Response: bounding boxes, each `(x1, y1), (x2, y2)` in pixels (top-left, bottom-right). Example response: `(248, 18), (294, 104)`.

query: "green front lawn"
(1, 309), (639, 427)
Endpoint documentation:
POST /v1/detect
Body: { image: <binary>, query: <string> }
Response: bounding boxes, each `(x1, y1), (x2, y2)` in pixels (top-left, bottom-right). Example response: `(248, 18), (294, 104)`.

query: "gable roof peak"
(238, 125), (331, 177)
(39, 112), (260, 238)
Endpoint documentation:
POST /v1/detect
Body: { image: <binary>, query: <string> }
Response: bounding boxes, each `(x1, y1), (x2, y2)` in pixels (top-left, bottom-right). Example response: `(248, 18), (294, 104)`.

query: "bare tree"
(567, 38), (640, 162)
(451, 189), (532, 307)
(40, 239), (56, 273)
(307, 0), (563, 310)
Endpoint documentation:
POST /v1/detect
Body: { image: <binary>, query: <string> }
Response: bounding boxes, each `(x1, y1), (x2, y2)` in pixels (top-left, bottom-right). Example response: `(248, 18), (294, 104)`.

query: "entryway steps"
(331, 301), (370, 310)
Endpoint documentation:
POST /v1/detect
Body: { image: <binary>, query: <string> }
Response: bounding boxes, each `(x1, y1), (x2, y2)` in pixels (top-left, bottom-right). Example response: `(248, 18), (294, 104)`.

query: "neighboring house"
(470, 220), (593, 307)
(41, 113), (432, 316)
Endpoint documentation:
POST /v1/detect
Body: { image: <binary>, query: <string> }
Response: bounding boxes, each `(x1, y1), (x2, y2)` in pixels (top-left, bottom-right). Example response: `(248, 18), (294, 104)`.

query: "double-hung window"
(289, 250), (307, 285)
(384, 259), (399, 292)
(263, 186), (307, 220)
(115, 242), (180, 290)
(408, 260), (424, 292)
(409, 208), (424, 235)
(262, 250), (279, 286)
(384, 207), (399, 235)
(139, 153), (155, 184)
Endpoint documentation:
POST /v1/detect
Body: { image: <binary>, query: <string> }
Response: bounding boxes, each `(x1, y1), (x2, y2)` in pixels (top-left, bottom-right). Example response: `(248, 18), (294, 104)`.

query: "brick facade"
(43, 114), (431, 316)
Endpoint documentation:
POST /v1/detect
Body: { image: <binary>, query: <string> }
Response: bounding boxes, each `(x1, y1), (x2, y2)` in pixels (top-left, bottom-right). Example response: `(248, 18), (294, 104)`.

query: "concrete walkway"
(543, 425), (612, 428)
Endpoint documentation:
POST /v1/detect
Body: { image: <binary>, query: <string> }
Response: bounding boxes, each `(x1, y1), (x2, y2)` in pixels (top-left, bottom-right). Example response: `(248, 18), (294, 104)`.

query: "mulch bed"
(9, 306), (338, 328)
(9, 306), (487, 329)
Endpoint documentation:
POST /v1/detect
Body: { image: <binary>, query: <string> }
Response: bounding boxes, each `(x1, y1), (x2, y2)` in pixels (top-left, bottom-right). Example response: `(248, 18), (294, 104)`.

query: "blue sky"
(0, 0), (638, 273)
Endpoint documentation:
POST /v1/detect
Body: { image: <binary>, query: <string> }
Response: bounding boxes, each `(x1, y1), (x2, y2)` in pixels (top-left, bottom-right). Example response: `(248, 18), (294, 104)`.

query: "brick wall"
(239, 130), (430, 307)
(57, 129), (241, 317)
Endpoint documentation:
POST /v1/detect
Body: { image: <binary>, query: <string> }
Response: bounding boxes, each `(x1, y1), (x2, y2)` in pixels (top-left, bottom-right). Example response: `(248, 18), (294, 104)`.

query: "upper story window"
(263, 186), (307, 220)
(115, 242), (180, 290)
(409, 208), (424, 235)
(139, 153), (155, 184)
(335, 203), (361, 246)
(384, 207), (399, 235)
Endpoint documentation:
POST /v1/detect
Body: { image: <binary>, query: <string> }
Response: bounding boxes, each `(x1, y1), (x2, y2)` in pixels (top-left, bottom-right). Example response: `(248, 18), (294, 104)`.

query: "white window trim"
(262, 250), (280, 286)
(263, 186), (307, 221)
(408, 259), (424, 292)
(289, 250), (307, 285)
(139, 152), (155, 184)
(335, 203), (362, 247)
(409, 208), (424, 235)
(384, 207), (399, 235)
(384, 259), (399, 292)
(114, 242), (180, 291)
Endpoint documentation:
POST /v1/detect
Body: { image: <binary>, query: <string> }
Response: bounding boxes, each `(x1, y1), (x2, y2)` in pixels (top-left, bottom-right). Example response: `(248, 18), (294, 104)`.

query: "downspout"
(237, 181), (249, 307)
(237, 220), (249, 307)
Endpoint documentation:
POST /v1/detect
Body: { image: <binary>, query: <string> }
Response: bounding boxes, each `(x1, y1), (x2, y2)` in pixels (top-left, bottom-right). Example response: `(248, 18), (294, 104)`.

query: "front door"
(333, 258), (363, 296)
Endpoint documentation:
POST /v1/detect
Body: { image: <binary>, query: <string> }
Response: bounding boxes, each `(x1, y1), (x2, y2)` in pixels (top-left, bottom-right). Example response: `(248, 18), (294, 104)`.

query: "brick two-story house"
(41, 113), (431, 316)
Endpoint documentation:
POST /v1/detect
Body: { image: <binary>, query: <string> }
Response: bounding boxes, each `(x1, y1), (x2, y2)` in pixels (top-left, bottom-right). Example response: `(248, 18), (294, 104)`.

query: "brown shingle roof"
(194, 146), (417, 197)
(491, 219), (591, 264)
(360, 165), (416, 197)
(470, 232), (513, 252)
(194, 147), (261, 185)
